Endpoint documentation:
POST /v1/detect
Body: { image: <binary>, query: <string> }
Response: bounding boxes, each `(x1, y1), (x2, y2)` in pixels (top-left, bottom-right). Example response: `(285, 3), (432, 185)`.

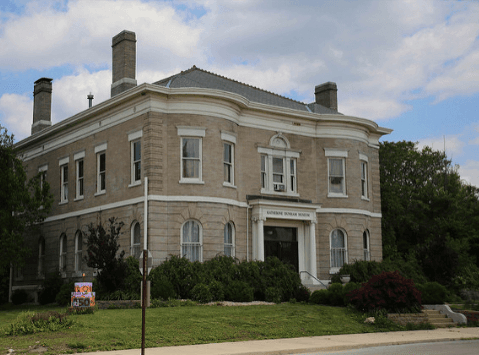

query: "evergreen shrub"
(328, 283), (344, 306)
(343, 282), (360, 305)
(56, 281), (75, 306)
(309, 289), (329, 304)
(191, 283), (213, 303)
(38, 272), (64, 305)
(416, 282), (448, 304)
(349, 271), (421, 313)
(150, 276), (176, 300)
(11, 289), (29, 305)
(265, 287), (282, 303)
(225, 280), (254, 302)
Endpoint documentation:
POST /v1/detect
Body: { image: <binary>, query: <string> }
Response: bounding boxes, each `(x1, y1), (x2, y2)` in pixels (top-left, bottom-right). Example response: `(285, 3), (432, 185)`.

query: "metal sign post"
(141, 249), (147, 355)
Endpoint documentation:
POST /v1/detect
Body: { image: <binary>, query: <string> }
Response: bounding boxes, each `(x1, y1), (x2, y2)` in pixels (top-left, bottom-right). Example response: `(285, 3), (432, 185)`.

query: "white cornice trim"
(318, 208), (382, 218)
(16, 83), (391, 160)
(42, 195), (380, 222)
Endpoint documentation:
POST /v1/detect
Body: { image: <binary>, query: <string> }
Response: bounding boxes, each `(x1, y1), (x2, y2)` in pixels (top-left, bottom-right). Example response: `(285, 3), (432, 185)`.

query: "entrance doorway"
(264, 226), (298, 272)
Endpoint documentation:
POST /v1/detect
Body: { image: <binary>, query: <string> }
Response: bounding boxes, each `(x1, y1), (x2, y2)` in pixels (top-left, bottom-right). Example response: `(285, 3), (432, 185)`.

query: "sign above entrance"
(264, 209), (312, 220)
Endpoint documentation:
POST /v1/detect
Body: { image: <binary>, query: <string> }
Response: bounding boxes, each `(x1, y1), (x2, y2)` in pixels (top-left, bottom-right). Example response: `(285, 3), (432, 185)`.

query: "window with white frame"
(325, 149), (348, 197)
(95, 143), (107, 194)
(38, 164), (48, 191)
(330, 229), (347, 272)
(131, 222), (141, 258)
(258, 133), (299, 195)
(75, 231), (82, 272)
(181, 220), (202, 262)
(363, 230), (370, 261)
(221, 132), (236, 186)
(129, 130), (142, 185)
(224, 222), (235, 257)
(59, 156), (69, 203)
(60, 164), (68, 203)
(38, 237), (45, 277)
(177, 127), (205, 183)
(359, 154), (368, 199)
(59, 233), (67, 273)
(74, 151), (85, 200)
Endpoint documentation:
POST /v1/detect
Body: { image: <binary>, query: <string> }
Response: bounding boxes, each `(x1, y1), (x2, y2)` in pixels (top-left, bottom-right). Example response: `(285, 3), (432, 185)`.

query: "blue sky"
(1, 0), (478, 187)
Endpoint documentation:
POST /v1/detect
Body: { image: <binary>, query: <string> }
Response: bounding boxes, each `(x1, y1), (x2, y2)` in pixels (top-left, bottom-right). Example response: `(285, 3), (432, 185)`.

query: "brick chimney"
(31, 78), (53, 135)
(111, 30), (137, 97)
(314, 82), (338, 111)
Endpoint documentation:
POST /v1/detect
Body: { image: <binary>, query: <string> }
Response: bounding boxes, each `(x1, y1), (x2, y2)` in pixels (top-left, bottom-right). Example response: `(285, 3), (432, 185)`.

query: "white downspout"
(144, 177), (148, 250)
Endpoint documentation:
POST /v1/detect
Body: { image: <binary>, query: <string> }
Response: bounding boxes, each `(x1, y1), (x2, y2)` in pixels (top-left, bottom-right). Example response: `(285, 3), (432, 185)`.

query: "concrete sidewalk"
(90, 327), (479, 355)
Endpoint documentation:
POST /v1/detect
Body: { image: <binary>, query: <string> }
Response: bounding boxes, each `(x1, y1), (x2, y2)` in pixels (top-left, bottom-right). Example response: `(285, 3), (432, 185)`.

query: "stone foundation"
(387, 313), (428, 326)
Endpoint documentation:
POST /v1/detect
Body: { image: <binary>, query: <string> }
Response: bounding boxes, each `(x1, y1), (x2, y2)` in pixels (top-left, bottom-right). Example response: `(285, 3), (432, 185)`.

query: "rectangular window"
(132, 140), (141, 184)
(76, 159), (84, 199)
(97, 152), (106, 193)
(181, 137), (201, 180)
(223, 142), (234, 185)
(60, 165), (68, 202)
(361, 161), (368, 199)
(328, 158), (345, 195)
(261, 155), (268, 189)
(290, 159), (296, 192)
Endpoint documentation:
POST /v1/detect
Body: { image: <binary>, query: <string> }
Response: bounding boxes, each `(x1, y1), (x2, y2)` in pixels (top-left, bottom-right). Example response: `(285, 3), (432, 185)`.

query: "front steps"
(422, 309), (455, 328)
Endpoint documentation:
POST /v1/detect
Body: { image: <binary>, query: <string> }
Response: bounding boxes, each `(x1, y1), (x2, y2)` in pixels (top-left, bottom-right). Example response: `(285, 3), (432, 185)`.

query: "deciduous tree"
(0, 126), (53, 274)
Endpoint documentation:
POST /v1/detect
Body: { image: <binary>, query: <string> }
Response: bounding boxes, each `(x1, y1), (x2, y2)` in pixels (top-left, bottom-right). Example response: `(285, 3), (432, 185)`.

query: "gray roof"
(153, 66), (341, 115)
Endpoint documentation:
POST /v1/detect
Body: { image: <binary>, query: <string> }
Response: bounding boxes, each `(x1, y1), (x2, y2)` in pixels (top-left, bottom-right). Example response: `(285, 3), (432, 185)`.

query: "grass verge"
(1, 303), (404, 355)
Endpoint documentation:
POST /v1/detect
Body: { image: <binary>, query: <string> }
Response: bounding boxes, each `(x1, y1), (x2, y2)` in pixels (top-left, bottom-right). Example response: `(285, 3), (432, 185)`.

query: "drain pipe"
(144, 177), (148, 250)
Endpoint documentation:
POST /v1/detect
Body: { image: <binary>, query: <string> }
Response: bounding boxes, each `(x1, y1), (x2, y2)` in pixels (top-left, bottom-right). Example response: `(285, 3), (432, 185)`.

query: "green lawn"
(0, 303), (401, 355)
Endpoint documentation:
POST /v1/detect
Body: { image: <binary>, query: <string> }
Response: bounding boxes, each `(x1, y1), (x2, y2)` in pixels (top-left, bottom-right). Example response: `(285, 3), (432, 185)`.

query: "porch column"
(257, 218), (265, 261)
(309, 221), (317, 280)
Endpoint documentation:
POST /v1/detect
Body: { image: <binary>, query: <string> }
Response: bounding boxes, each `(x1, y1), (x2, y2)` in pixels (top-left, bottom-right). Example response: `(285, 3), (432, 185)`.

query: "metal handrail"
(299, 270), (328, 288)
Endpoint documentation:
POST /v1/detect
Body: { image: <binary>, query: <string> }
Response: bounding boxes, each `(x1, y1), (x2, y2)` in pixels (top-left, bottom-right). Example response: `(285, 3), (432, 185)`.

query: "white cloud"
(417, 135), (465, 158)
(458, 160), (479, 188)
(0, 93), (32, 141)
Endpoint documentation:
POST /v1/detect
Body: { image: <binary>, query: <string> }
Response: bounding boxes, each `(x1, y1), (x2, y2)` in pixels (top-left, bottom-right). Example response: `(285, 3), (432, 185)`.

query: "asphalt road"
(291, 340), (479, 355)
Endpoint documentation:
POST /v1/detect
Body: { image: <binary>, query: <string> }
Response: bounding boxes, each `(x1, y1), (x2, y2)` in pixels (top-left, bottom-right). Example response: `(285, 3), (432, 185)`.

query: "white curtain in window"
(224, 222), (234, 257)
(329, 159), (344, 193)
(331, 229), (346, 268)
(182, 138), (199, 178)
(182, 221), (201, 261)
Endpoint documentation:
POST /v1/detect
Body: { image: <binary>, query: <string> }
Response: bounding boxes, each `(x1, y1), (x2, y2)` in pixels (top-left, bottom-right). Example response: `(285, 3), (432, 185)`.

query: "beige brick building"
(13, 30), (391, 299)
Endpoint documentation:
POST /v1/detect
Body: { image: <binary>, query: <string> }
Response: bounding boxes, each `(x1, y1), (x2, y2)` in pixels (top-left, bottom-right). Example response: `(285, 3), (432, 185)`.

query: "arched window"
(181, 220), (202, 262)
(131, 222), (141, 258)
(38, 237), (45, 277)
(363, 230), (370, 261)
(224, 222), (235, 257)
(59, 233), (67, 273)
(75, 231), (83, 272)
(330, 229), (347, 271)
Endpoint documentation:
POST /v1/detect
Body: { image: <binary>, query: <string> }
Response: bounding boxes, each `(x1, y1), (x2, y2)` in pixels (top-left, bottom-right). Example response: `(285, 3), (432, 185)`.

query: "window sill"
(223, 182), (237, 189)
(129, 181), (142, 188)
(74, 196), (84, 202)
(59, 200), (68, 205)
(329, 268), (341, 274)
(261, 188), (299, 197)
(361, 196), (370, 202)
(95, 191), (106, 197)
(327, 193), (348, 199)
(179, 179), (205, 185)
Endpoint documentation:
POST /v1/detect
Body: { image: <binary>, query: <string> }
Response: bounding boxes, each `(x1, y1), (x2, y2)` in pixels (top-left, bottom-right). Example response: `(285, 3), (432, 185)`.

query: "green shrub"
(225, 280), (254, 302)
(416, 282), (448, 304)
(39, 272), (64, 305)
(265, 287), (282, 303)
(349, 271), (421, 313)
(11, 289), (29, 305)
(209, 280), (225, 301)
(56, 281), (75, 306)
(150, 276), (176, 300)
(203, 256), (238, 285)
(5, 311), (73, 335)
(328, 283), (344, 306)
(262, 257), (302, 302)
(237, 260), (264, 300)
(295, 284), (311, 303)
(309, 289), (329, 304)
(191, 283), (213, 303)
(124, 256), (142, 296)
(343, 282), (360, 305)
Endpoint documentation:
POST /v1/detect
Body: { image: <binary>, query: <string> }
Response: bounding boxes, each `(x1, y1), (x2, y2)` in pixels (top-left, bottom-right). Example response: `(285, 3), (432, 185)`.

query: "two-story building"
(12, 30), (392, 300)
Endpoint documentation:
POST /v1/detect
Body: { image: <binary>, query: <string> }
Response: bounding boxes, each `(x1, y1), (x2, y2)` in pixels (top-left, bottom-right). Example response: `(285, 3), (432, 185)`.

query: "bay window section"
(95, 143), (107, 195)
(359, 153), (369, 200)
(128, 130), (143, 186)
(258, 146), (300, 196)
(330, 229), (347, 273)
(181, 220), (202, 262)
